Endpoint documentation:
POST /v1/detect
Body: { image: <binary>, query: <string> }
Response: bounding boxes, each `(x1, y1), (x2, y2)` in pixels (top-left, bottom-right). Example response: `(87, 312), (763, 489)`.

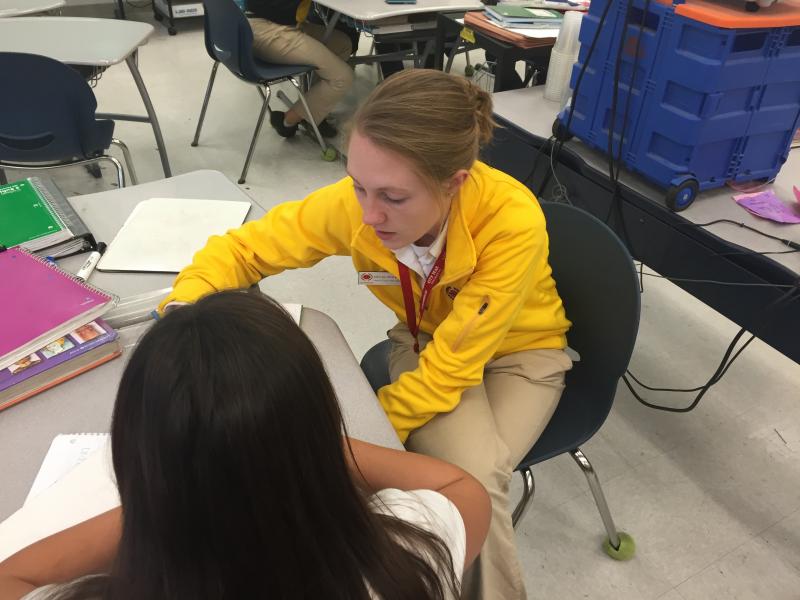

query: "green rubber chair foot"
(603, 532), (635, 560)
(322, 147), (338, 161)
(464, 65), (475, 77)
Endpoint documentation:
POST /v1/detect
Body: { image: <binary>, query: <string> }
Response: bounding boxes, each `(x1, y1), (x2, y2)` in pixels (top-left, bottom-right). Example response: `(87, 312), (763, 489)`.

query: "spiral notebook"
(0, 177), (96, 257)
(0, 247), (118, 371)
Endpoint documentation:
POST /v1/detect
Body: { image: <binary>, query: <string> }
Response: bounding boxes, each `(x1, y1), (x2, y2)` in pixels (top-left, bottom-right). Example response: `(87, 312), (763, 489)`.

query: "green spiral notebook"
(0, 178), (95, 256)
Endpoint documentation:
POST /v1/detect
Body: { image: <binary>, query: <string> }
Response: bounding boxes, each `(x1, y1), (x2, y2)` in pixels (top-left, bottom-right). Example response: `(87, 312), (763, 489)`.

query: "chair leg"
(511, 467), (536, 529)
(110, 138), (138, 185)
(191, 61), (220, 147)
(288, 78), (327, 153)
(239, 85), (271, 185)
(570, 448), (622, 551)
(100, 155), (126, 188)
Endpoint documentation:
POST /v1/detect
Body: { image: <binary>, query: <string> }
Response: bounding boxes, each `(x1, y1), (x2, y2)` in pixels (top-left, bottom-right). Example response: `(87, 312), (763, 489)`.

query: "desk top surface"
(492, 87), (800, 276)
(0, 170), (402, 521)
(0, 0), (64, 17)
(0, 16), (152, 66)
(316, 0), (482, 21)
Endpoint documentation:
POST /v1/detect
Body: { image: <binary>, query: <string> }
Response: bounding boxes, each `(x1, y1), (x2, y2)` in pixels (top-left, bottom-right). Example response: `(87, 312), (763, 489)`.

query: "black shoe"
(303, 118), (338, 139)
(269, 110), (298, 138)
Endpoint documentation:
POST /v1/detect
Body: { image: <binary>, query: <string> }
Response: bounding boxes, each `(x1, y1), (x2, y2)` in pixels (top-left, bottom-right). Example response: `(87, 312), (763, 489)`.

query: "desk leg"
(434, 15), (446, 71)
(126, 54), (172, 178)
(321, 11), (341, 44)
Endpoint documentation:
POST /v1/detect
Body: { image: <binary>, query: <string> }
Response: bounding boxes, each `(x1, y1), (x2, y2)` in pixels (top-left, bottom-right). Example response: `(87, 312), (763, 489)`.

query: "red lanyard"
(397, 247), (446, 354)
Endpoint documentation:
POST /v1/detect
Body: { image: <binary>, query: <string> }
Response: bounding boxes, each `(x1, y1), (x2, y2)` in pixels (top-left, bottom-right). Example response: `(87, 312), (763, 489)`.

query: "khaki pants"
(387, 323), (572, 600)
(247, 19), (353, 124)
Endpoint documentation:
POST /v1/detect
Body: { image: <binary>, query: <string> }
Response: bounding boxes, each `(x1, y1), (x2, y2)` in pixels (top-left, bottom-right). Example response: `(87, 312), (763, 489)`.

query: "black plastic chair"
(0, 52), (137, 188)
(191, 0), (334, 184)
(360, 202), (641, 560)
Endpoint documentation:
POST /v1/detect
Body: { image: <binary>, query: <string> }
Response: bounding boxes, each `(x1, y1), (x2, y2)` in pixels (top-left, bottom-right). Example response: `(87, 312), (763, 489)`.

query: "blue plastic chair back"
(0, 52), (113, 164)
(518, 202), (640, 466)
(202, 0), (260, 81)
(359, 203), (640, 465)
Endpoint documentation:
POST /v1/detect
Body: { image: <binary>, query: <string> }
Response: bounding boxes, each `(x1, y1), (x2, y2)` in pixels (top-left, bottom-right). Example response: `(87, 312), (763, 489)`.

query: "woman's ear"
(446, 169), (470, 198)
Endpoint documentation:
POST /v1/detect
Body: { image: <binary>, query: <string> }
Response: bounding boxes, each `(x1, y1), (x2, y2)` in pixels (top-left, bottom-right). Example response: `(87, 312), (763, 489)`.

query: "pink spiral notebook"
(0, 247), (117, 371)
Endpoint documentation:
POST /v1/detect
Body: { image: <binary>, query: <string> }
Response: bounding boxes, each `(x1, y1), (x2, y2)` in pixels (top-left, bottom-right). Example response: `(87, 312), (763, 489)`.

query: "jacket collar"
(350, 183), (477, 288)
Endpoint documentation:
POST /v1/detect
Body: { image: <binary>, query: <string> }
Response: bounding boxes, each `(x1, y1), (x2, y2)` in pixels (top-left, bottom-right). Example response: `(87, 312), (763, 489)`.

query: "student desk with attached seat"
(0, 17), (172, 178)
(0, 170), (403, 522)
(483, 86), (800, 364)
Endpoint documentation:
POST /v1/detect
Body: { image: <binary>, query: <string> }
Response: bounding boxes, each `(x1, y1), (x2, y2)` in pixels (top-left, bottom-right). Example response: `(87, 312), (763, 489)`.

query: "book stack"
(464, 11), (559, 49)
(0, 247), (120, 412)
(485, 4), (564, 28)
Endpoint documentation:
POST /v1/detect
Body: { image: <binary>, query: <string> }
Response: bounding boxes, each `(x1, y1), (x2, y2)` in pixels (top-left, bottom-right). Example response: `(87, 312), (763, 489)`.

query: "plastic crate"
(557, 0), (800, 210)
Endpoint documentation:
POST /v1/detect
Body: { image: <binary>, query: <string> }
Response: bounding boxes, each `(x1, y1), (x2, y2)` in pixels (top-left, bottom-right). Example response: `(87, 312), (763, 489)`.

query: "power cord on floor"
(623, 278), (800, 412)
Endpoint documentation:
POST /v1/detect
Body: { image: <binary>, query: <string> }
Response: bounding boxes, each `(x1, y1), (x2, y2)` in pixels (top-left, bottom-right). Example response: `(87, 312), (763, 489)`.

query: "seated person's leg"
(248, 17), (354, 138)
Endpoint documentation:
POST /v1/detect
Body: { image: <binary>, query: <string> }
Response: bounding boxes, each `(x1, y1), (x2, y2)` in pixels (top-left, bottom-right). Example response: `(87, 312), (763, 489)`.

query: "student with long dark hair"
(0, 291), (490, 600)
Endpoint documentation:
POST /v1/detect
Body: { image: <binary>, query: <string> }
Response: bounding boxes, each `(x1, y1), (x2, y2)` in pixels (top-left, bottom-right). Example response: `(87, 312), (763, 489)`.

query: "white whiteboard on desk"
(98, 198), (251, 273)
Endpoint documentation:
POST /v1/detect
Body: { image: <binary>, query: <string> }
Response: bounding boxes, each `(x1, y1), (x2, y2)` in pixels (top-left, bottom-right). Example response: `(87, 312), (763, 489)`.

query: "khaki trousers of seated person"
(387, 322), (572, 600)
(248, 18), (353, 124)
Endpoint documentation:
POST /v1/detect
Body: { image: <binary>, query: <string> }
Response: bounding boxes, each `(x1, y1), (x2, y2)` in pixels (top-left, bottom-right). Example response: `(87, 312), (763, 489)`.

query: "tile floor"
(10, 4), (800, 598)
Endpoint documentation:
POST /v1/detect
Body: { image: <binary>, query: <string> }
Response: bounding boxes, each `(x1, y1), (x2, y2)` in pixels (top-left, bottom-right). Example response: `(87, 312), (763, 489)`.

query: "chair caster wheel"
(190, 141), (198, 147)
(322, 147), (338, 161)
(237, 178), (246, 184)
(168, 27), (177, 35)
(603, 532), (635, 561)
(464, 65), (475, 77)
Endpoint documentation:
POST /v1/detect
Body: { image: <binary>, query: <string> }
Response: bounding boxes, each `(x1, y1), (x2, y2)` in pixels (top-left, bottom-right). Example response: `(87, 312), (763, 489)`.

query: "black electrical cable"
(638, 272), (800, 288)
(624, 280), (800, 412)
(604, 0), (650, 253)
(528, 0), (617, 197)
(689, 219), (800, 251)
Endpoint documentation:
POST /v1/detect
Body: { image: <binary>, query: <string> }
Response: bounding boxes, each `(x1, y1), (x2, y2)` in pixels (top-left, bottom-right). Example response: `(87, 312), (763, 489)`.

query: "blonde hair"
(350, 69), (496, 192)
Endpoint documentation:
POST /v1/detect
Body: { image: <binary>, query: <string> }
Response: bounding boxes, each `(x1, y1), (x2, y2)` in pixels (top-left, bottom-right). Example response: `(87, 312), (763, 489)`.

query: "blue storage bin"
(557, 0), (800, 210)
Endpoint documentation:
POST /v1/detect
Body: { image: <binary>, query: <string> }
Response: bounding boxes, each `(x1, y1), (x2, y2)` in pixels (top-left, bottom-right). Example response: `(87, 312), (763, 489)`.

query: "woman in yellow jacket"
(160, 69), (571, 600)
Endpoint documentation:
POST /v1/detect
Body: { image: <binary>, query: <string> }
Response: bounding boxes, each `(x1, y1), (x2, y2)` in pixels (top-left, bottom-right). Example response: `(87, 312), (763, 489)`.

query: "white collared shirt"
(392, 219), (449, 281)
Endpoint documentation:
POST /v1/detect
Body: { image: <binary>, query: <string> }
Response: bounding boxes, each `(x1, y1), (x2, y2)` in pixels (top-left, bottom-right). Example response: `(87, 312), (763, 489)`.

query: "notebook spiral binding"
(17, 247), (119, 307)
(30, 178), (72, 233)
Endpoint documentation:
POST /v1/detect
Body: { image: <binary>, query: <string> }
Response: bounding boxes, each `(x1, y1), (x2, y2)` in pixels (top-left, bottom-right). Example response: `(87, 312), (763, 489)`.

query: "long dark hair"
(52, 291), (457, 599)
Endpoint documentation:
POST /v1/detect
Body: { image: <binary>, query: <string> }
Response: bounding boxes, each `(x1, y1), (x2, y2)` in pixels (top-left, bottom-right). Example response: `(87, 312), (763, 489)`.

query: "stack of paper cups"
(544, 11), (585, 106)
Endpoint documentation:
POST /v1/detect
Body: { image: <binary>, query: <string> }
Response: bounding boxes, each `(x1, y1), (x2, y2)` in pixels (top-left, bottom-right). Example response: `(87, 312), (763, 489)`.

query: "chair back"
(202, 0), (261, 81)
(519, 202), (640, 465)
(0, 52), (113, 164)
(359, 203), (640, 465)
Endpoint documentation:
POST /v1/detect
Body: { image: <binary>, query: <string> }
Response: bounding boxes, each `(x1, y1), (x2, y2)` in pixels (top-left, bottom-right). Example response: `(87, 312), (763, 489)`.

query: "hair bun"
(466, 81), (496, 146)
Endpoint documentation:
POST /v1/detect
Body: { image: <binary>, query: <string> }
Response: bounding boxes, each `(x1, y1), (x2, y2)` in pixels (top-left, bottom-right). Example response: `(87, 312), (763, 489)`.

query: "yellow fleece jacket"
(159, 161), (570, 442)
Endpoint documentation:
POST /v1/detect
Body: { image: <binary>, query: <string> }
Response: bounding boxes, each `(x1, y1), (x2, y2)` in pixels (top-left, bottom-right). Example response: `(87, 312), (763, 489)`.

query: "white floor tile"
(676, 537), (800, 600)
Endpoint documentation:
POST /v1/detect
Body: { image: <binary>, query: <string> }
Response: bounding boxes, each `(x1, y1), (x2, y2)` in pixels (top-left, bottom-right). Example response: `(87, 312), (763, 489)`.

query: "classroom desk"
(0, 17), (172, 178)
(314, 0), (483, 43)
(0, 170), (402, 521)
(484, 86), (800, 363)
(435, 11), (554, 91)
(0, 0), (64, 17)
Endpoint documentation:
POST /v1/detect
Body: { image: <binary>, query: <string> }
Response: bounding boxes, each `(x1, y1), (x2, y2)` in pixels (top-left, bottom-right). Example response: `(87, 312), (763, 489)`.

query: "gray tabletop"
(491, 86), (800, 275)
(0, 171), (401, 521)
(0, 17), (152, 66)
(0, 0), (64, 17)
(315, 0), (483, 21)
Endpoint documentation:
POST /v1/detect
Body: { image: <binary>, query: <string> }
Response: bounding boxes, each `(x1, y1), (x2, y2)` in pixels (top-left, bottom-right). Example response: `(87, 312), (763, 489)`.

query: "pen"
(75, 242), (107, 282)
